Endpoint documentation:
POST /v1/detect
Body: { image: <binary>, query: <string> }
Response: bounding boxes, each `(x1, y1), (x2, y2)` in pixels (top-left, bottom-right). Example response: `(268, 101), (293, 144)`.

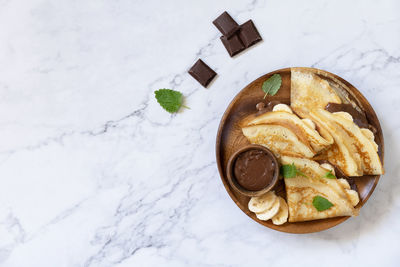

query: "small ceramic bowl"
(226, 144), (279, 197)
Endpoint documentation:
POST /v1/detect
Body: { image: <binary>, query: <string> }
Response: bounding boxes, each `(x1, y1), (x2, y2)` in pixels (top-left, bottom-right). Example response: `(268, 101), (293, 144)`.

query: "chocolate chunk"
(220, 34), (245, 57)
(256, 100), (282, 115)
(256, 102), (266, 111)
(213, 11), (239, 37)
(238, 20), (262, 48)
(188, 59), (217, 87)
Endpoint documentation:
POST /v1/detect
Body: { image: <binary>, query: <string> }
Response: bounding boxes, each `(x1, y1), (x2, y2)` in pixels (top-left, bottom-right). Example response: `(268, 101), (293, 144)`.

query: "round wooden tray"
(215, 67), (384, 234)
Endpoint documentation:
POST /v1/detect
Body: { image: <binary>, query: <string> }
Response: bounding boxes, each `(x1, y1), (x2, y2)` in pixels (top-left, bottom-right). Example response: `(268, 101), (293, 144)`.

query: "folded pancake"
(242, 124), (315, 158)
(291, 69), (342, 118)
(309, 110), (363, 176)
(242, 109), (333, 153)
(312, 109), (383, 175)
(281, 156), (358, 222)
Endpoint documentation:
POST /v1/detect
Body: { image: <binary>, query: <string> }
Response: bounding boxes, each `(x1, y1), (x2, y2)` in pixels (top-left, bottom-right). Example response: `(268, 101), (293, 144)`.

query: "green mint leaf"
(324, 171), (336, 179)
(281, 163), (308, 178)
(312, 196), (334, 211)
(262, 74), (282, 98)
(297, 170), (308, 177)
(154, 89), (185, 113)
(281, 163), (297, 178)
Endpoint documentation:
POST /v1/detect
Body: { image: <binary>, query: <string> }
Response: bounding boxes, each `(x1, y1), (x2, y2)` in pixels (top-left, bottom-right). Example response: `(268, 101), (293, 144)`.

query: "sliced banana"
(361, 128), (374, 141)
(337, 178), (350, 189)
(321, 163), (335, 175)
(255, 196), (281, 221)
(334, 111), (353, 122)
(361, 128), (378, 152)
(272, 104), (293, 114)
(272, 197), (289, 225)
(346, 189), (360, 206)
(248, 191), (277, 213)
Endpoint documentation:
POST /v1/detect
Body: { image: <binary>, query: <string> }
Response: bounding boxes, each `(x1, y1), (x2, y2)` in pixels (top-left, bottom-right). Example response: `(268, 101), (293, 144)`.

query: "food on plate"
(310, 109), (383, 175)
(271, 197), (289, 225)
(261, 74), (282, 98)
(255, 195), (281, 220)
(280, 156), (359, 222)
(242, 124), (315, 158)
(290, 68), (342, 118)
(241, 104), (333, 154)
(222, 67), (383, 229)
(325, 103), (369, 129)
(233, 149), (277, 191)
(248, 191), (289, 225)
(248, 191), (277, 213)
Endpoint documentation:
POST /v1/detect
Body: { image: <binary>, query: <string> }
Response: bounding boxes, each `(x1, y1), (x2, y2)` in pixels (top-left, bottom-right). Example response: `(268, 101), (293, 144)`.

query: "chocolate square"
(213, 11), (239, 38)
(238, 20), (262, 48)
(220, 34), (245, 57)
(188, 59), (217, 87)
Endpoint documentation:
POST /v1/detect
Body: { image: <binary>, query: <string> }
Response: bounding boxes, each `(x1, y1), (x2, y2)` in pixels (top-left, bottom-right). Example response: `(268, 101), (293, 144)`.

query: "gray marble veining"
(0, 0), (399, 266)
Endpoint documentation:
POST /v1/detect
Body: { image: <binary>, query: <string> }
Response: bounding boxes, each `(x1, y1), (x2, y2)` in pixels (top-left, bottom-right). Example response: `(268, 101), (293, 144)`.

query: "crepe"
(309, 111), (363, 176)
(281, 156), (359, 222)
(311, 109), (384, 175)
(242, 110), (333, 153)
(290, 68), (342, 118)
(242, 124), (315, 158)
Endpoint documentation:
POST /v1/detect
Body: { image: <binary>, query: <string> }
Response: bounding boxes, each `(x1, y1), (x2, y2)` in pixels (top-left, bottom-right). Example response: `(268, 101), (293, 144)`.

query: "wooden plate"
(216, 67), (384, 234)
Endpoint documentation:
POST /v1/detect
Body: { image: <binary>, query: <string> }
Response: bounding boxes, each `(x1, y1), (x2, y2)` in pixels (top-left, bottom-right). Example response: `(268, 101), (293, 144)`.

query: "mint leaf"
(281, 163), (307, 178)
(297, 170), (308, 177)
(155, 89), (188, 113)
(262, 74), (282, 99)
(312, 196), (333, 211)
(324, 171), (336, 179)
(281, 163), (297, 178)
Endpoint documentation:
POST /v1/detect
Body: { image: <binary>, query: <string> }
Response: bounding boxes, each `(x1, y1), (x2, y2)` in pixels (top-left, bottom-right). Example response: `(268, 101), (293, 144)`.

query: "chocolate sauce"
(234, 149), (275, 191)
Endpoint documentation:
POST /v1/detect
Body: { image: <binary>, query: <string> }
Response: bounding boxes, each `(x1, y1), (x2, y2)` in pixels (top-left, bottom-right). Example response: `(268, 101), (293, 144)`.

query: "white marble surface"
(0, 0), (399, 266)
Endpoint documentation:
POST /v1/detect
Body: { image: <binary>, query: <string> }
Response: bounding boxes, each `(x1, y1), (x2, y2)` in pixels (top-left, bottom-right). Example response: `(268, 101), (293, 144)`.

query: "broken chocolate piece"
(188, 59), (217, 87)
(213, 11), (239, 38)
(220, 34), (245, 57)
(238, 20), (262, 48)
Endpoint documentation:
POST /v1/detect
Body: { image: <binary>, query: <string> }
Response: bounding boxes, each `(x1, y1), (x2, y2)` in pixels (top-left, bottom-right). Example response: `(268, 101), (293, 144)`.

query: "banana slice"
(255, 196), (281, 221)
(272, 104), (293, 113)
(334, 111), (353, 122)
(346, 189), (360, 206)
(248, 191), (277, 213)
(361, 128), (378, 152)
(272, 197), (289, 225)
(337, 179), (359, 206)
(337, 178), (350, 189)
(321, 163), (335, 175)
